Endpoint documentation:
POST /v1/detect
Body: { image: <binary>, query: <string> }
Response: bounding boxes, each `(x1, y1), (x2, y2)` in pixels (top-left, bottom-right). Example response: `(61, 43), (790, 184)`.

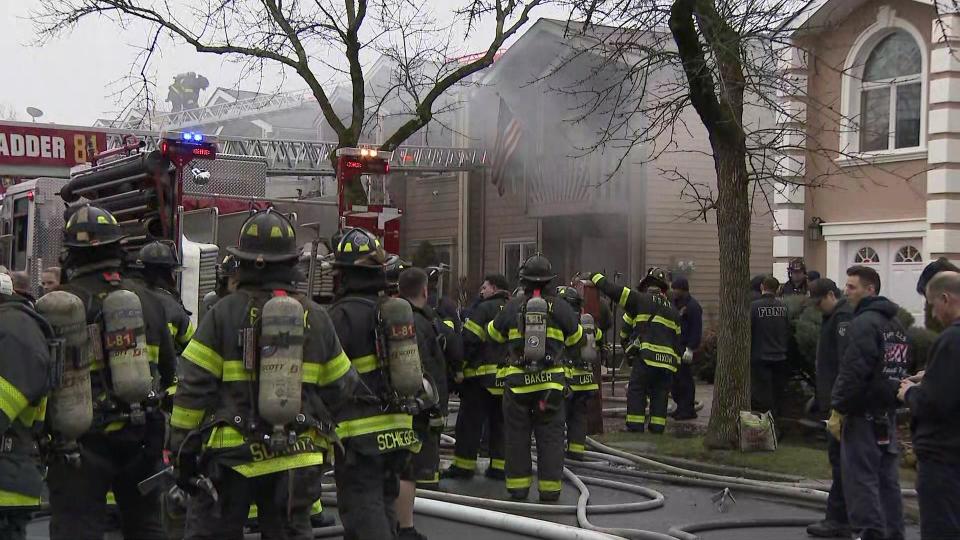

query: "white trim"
(838, 10), (928, 157)
(821, 218), (928, 240)
(834, 149), (927, 168)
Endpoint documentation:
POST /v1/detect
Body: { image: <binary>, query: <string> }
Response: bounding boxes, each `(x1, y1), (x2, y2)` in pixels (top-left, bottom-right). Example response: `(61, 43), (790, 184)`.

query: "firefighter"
(0, 273), (54, 540)
(130, 241), (194, 354)
(169, 209), (357, 539)
(489, 255), (584, 502)
(47, 204), (176, 540)
(556, 286), (602, 460)
(395, 267), (448, 540)
(327, 227), (422, 540)
(779, 258), (809, 297)
(591, 268), (682, 434)
(200, 254), (240, 318)
(445, 274), (510, 480)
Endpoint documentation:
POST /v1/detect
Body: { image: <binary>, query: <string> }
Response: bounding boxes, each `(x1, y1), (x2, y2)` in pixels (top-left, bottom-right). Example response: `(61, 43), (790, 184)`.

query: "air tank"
(381, 297), (423, 397)
(102, 289), (153, 404)
(523, 294), (548, 366)
(258, 295), (305, 438)
(580, 313), (598, 365)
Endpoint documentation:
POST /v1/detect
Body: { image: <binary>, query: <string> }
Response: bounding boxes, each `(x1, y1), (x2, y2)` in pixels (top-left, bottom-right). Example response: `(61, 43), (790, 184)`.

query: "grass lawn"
(595, 431), (917, 485)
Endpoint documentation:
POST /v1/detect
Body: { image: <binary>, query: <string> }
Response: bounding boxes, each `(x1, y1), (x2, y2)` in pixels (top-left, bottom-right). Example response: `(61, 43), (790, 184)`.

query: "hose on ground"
(667, 517), (818, 540)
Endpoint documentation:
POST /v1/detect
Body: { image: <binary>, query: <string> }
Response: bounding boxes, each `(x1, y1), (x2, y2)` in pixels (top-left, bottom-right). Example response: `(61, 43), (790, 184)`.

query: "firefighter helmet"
(518, 254), (556, 284)
(227, 209), (300, 264)
(638, 267), (670, 292)
(788, 258), (806, 274)
(218, 254), (239, 278)
(333, 227), (387, 268)
(63, 205), (125, 248)
(136, 241), (181, 269)
(384, 255), (410, 284)
(556, 286), (583, 311)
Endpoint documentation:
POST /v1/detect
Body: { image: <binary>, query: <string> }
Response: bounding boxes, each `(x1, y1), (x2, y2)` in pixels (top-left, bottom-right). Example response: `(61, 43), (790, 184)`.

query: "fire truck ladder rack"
(104, 131), (488, 175)
(95, 91), (313, 131)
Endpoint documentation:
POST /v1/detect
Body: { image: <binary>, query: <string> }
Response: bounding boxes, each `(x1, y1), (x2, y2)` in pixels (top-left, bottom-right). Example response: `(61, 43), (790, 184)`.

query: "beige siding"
(645, 120), (775, 327)
(482, 178), (539, 277)
(400, 174), (461, 275)
(797, 0), (933, 272)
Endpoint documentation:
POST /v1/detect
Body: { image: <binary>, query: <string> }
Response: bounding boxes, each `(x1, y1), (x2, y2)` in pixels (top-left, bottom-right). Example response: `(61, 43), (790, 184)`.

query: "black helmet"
(227, 209), (300, 264)
(788, 258), (806, 273)
(63, 205), (125, 248)
(218, 254), (239, 278)
(136, 241), (181, 269)
(333, 227), (386, 268)
(638, 267), (669, 291)
(556, 286), (583, 311)
(518, 253), (556, 284)
(384, 254), (410, 283)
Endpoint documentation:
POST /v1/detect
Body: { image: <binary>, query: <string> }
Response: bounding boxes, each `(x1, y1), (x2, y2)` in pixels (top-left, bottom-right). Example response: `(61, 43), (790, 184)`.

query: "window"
(894, 245), (922, 263)
(858, 31), (922, 152)
(501, 239), (537, 287)
(854, 246), (880, 264)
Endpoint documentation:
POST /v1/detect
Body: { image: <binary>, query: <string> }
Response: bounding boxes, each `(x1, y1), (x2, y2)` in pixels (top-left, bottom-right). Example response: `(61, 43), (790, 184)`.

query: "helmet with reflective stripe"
(218, 254), (239, 277)
(135, 241), (180, 269)
(638, 267), (670, 292)
(518, 253), (556, 284)
(63, 205), (125, 248)
(227, 209), (300, 264)
(556, 286), (583, 311)
(384, 254), (411, 283)
(333, 227), (386, 268)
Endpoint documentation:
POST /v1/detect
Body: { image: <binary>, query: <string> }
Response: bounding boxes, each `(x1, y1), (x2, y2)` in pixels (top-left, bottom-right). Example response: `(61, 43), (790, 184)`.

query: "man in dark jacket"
(899, 271), (960, 540)
(669, 276), (702, 421)
(395, 266), (448, 540)
(750, 276), (789, 418)
(0, 274), (54, 540)
(780, 258), (809, 297)
(831, 265), (907, 540)
(807, 278), (854, 538)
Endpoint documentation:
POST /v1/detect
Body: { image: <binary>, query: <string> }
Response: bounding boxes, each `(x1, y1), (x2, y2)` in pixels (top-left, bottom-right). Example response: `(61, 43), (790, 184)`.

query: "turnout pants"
(627, 363), (673, 433)
(405, 416), (441, 490)
(503, 389), (565, 499)
(750, 360), (788, 419)
(565, 391), (594, 457)
(452, 379), (505, 474)
(825, 433), (849, 527)
(0, 509), (31, 540)
(183, 464), (323, 540)
(47, 433), (164, 540)
(334, 447), (410, 540)
(917, 459), (960, 540)
(671, 363), (697, 418)
(841, 414), (904, 540)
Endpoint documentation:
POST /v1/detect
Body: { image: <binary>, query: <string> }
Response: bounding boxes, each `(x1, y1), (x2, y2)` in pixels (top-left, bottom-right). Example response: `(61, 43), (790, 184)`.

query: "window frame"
(839, 15), (928, 163)
(500, 237), (538, 286)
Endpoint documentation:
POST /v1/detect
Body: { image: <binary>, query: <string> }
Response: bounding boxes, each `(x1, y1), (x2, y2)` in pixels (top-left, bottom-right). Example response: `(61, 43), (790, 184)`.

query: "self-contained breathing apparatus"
(513, 254), (558, 373)
(374, 297), (437, 415)
(579, 313), (599, 367)
(36, 291), (93, 465)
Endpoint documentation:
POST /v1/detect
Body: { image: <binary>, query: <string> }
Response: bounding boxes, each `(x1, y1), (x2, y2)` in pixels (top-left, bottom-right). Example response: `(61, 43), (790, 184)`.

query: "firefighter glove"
(826, 410), (844, 440)
(682, 348), (694, 364)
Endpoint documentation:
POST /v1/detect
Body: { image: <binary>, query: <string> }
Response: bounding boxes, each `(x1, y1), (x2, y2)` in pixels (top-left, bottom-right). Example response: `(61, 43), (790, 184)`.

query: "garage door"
(844, 239), (924, 325)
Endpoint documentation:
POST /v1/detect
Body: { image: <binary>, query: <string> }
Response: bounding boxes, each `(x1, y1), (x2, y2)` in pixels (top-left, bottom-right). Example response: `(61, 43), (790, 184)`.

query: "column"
(772, 44), (809, 278)
(928, 10), (960, 260)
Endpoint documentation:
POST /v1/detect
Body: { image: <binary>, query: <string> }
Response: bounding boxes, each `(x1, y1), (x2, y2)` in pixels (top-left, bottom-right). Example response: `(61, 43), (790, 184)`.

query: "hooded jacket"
(815, 298), (853, 412)
(750, 293), (789, 363)
(831, 296), (910, 416)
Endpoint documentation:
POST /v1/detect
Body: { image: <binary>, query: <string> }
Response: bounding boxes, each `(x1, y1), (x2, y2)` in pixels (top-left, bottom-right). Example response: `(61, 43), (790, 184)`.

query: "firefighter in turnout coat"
(556, 286), (602, 460)
(327, 227), (422, 540)
(170, 210), (358, 539)
(591, 268), (682, 434)
(47, 205), (177, 540)
(489, 255), (584, 502)
(0, 274), (54, 540)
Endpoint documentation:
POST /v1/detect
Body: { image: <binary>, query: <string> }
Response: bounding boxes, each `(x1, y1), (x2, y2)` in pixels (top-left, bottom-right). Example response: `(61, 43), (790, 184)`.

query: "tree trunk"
(704, 139), (752, 449)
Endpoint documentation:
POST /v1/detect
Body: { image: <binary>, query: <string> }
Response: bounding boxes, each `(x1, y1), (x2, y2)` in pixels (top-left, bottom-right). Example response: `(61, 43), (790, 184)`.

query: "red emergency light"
(160, 133), (218, 168)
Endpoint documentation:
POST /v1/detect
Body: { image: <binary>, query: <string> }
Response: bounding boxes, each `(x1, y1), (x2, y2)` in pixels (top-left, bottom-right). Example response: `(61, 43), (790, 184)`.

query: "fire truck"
(0, 123), (401, 322)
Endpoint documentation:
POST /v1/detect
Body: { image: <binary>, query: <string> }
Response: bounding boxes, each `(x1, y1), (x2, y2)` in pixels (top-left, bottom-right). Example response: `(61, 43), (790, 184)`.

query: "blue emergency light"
(180, 132), (204, 142)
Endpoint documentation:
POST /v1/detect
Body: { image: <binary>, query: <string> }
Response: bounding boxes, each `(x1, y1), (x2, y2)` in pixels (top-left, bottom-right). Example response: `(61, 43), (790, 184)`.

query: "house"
(397, 18), (774, 323)
(776, 0), (958, 321)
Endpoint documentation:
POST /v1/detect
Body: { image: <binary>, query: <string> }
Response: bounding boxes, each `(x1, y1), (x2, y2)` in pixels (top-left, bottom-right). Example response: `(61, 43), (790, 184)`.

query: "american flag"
(490, 97), (522, 197)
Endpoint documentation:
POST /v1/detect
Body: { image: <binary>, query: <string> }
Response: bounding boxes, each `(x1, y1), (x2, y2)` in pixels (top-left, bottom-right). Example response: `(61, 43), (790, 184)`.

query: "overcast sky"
(1, 1), (570, 127)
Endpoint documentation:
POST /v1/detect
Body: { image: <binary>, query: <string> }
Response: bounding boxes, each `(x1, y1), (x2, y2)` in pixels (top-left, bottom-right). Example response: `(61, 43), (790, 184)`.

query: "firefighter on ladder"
(169, 209), (358, 538)
(591, 268), (683, 434)
(489, 254), (585, 501)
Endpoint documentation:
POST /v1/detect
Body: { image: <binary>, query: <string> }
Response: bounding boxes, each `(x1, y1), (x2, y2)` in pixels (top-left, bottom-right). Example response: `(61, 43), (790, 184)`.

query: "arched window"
(894, 245), (922, 263)
(855, 246), (880, 264)
(859, 31), (923, 152)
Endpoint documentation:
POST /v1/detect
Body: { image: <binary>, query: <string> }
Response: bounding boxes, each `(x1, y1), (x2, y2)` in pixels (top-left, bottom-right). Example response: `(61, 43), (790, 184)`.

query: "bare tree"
(551, 0), (931, 448)
(32, 0), (544, 204)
